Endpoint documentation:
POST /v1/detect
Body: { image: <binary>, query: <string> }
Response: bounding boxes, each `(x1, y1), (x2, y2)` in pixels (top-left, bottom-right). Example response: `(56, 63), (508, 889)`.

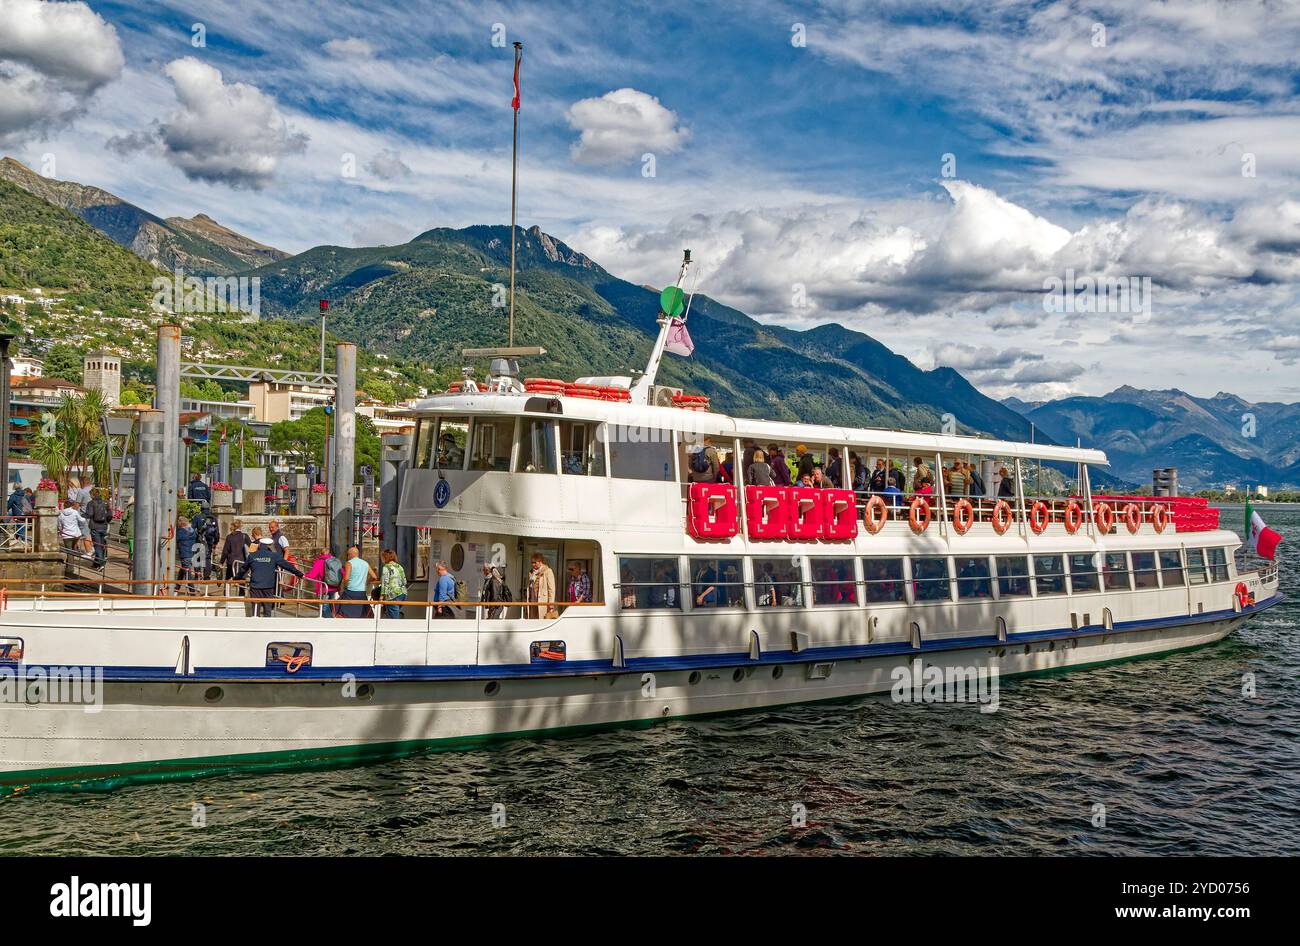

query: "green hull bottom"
(0, 637), (1224, 796)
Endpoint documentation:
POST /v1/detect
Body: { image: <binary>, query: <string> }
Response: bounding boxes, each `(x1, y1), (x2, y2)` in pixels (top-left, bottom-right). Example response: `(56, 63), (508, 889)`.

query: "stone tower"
(83, 350), (121, 406)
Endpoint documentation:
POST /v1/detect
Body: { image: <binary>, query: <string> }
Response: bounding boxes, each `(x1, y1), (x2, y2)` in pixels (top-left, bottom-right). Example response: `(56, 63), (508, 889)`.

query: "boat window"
(955, 556), (992, 600)
(468, 417), (514, 471)
(996, 556), (1031, 597)
(516, 418), (557, 474)
(1187, 548), (1208, 585)
(1068, 553), (1100, 593)
(1131, 551), (1159, 589)
(861, 557), (905, 603)
(608, 426), (674, 481)
(560, 421), (605, 476)
(1034, 555), (1067, 596)
(1207, 547), (1229, 582)
(753, 557), (804, 608)
(1102, 552), (1131, 591)
(912, 556), (951, 602)
(433, 416), (468, 470)
(414, 417), (435, 469)
(1159, 549), (1184, 586)
(689, 557), (743, 608)
(810, 558), (857, 606)
(617, 557), (681, 610)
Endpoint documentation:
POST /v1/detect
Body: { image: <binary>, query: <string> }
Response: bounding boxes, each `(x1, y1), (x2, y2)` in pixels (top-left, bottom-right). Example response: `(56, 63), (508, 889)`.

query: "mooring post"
(156, 326), (181, 549)
(331, 342), (357, 555)
(133, 409), (163, 592)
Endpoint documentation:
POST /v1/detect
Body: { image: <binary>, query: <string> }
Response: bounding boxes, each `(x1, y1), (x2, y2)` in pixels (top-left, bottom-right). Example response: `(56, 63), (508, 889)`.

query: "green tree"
(268, 406), (378, 479)
(42, 343), (84, 384)
(189, 419), (261, 475)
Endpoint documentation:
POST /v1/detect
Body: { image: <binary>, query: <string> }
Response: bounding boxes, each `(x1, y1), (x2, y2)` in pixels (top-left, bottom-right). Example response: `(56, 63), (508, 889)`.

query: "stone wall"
(0, 551), (66, 581)
(212, 513), (327, 556)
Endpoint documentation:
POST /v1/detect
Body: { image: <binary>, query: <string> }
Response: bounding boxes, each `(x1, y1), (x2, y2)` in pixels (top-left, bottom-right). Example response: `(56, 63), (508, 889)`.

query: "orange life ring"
(908, 496), (931, 533)
(864, 495), (888, 534)
(952, 498), (974, 535)
(1028, 500), (1050, 534)
(1064, 501), (1083, 534)
(991, 500), (1013, 535)
(1094, 502), (1114, 534)
(1123, 502), (1141, 534)
(1151, 504), (1169, 533)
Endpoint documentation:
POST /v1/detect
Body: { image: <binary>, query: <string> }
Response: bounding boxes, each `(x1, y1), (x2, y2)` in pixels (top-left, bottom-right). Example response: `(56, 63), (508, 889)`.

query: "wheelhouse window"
(1034, 554), (1067, 596)
(810, 558), (857, 606)
(468, 417), (514, 471)
(608, 426), (674, 481)
(516, 418), (557, 474)
(617, 557), (680, 610)
(754, 557), (803, 608)
(862, 557), (905, 603)
(1068, 553), (1100, 593)
(1159, 549), (1184, 586)
(1131, 551), (1159, 589)
(413, 417), (435, 469)
(1187, 548), (1208, 585)
(433, 416), (468, 470)
(912, 556), (951, 602)
(955, 556), (992, 600)
(1207, 547), (1229, 582)
(1102, 552), (1131, 591)
(996, 556), (1031, 597)
(689, 557), (743, 608)
(560, 421), (605, 476)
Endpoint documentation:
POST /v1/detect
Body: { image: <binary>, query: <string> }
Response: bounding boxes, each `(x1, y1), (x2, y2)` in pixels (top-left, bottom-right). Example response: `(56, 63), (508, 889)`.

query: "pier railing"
(0, 515), (35, 553)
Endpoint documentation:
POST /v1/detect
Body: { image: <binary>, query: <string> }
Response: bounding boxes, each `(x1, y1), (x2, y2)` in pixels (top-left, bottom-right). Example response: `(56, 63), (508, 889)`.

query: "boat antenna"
(630, 248), (691, 404)
(508, 40), (523, 348)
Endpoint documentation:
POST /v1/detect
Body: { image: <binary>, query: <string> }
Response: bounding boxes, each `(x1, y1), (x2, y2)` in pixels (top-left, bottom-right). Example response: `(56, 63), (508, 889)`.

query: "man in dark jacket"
(175, 516), (198, 593)
(192, 509), (221, 578)
(84, 488), (112, 567)
(767, 444), (791, 487)
(187, 473), (211, 503)
(217, 519), (249, 581)
(869, 459), (888, 494)
(244, 540), (302, 616)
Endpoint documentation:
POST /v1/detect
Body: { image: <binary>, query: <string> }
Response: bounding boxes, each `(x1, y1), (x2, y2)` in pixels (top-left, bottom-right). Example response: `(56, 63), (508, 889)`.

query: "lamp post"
(0, 331), (13, 496)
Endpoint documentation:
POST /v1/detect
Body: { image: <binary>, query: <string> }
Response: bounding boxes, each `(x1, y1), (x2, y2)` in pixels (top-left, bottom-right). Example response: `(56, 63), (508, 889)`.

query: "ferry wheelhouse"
(0, 290), (1282, 790)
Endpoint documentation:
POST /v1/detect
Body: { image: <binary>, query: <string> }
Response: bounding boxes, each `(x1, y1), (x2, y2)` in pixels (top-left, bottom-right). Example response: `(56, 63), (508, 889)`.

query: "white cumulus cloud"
(566, 88), (689, 164)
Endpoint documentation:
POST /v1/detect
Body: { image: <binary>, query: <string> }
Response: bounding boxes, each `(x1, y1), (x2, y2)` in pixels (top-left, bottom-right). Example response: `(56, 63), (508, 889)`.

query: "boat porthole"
(732, 668), (745, 683)
(204, 686), (223, 703)
(484, 681), (500, 696)
(688, 671), (701, 685)
(356, 683), (374, 700)
(662, 705), (671, 716)
(772, 665), (784, 680)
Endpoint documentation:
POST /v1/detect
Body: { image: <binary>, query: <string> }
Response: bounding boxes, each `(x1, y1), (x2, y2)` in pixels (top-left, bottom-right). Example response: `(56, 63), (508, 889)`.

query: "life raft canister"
(1094, 502), (1115, 534)
(687, 483), (738, 539)
(1123, 502), (1142, 534)
(744, 485), (789, 539)
(908, 496), (931, 533)
(821, 489), (859, 541)
(1028, 500), (1050, 535)
(952, 498), (975, 535)
(991, 499), (1013, 535)
(1151, 503), (1170, 533)
(863, 495), (888, 534)
(1064, 500), (1084, 534)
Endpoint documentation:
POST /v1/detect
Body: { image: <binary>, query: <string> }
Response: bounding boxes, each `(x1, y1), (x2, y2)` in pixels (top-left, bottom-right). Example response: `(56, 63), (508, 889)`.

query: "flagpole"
(508, 41), (522, 348)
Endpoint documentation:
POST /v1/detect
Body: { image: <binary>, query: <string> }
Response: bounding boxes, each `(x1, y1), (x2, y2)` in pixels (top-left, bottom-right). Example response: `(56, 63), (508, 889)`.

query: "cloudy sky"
(2, 0), (1299, 403)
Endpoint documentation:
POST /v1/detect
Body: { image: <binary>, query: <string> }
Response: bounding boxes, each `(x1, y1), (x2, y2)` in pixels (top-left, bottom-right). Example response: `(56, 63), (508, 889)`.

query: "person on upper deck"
(794, 444), (815, 480)
(966, 461), (986, 497)
(687, 436), (720, 483)
(949, 462), (967, 496)
(911, 457), (932, 492)
(767, 444), (791, 486)
(825, 448), (842, 487)
(997, 466), (1016, 498)
(888, 462), (905, 492)
(869, 459), (888, 494)
(810, 466), (827, 489)
(746, 448), (774, 487)
(850, 452), (866, 491)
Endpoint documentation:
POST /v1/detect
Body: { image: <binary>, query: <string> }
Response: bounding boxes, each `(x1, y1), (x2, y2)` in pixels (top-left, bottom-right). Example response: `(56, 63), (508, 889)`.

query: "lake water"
(4, 505), (1296, 855)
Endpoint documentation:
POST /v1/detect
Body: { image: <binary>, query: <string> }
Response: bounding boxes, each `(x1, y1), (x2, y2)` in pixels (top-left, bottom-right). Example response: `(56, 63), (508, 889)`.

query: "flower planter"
(35, 489), (57, 509)
(309, 491), (328, 510)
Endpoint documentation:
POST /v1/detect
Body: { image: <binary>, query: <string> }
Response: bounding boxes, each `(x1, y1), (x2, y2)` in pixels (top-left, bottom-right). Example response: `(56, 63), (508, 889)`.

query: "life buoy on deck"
(864, 495), (888, 534)
(1123, 502), (1141, 534)
(1028, 500), (1050, 535)
(952, 498), (975, 535)
(991, 500), (1013, 535)
(908, 496), (931, 533)
(1151, 504), (1169, 533)
(1064, 501), (1083, 534)
(1094, 502), (1114, 534)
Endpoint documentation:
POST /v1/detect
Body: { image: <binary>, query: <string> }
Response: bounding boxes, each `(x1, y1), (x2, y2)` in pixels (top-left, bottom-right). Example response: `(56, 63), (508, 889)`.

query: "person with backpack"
(84, 488), (112, 567)
(191, 509), (220, 578)
(433, 560), (457, 619)
(379, 548), (408, 619)
(304, 547), (343, 617)
(217, 519), (248, 582)
(175, 515), (199, 594)
(479, 562), (511, 618)
(687, 436), (719, 483)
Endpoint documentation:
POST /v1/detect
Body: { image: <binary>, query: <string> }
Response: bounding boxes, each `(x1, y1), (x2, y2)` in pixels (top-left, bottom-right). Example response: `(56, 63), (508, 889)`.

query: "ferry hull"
(0, 609), (1256, 791)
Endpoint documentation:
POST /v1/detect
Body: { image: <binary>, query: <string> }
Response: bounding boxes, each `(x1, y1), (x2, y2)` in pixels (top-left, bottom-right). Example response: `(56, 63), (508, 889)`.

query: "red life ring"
(1028, 500), (1050, 534)
(1151, 504), (1169, 533)
(864, 495), (888, 534)
(992, 500), (1013, 535)
(1094, 502), (1114, 534)
(1123, 502), (1141, 534)
(1064, 501), (1083, 534)
(908, 496), (931, 533)
(952, 498), (975, 535)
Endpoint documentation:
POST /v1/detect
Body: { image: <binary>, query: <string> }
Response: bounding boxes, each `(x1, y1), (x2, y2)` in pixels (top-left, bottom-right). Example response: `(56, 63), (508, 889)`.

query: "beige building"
(246, 381), (334, 423)
(83, 350), (122, 406)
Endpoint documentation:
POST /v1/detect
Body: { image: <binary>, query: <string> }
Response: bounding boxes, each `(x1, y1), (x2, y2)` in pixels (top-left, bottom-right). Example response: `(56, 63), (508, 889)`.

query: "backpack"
(323, 556), (343, 587)
(689, 448), (710, 474)
(454, 578), (467, 602)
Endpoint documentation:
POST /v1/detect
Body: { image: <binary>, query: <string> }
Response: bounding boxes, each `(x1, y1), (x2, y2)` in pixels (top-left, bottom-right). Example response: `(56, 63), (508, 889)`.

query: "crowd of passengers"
(686, 439), (1019, 505)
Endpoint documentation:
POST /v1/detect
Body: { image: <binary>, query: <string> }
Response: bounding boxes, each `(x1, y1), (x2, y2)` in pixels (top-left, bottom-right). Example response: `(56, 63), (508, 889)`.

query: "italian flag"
(1245, 500), (1283, 560)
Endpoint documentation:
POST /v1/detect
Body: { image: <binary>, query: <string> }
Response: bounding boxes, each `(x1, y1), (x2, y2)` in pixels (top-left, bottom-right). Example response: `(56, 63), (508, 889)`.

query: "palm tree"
(49, 390), (111, 488)
(30, 433), (69, 488)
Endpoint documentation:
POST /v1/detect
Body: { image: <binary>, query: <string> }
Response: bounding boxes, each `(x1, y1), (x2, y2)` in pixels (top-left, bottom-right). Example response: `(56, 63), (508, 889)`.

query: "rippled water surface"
(4, 506), (1297, 855)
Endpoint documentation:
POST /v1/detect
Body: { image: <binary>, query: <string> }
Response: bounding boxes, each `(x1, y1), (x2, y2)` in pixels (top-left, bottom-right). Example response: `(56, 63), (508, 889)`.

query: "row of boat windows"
(616, 547), (1232, 610)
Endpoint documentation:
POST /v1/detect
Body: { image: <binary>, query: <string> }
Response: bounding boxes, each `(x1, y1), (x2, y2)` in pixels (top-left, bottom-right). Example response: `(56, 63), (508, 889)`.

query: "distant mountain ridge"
(0, 157), (287, 275)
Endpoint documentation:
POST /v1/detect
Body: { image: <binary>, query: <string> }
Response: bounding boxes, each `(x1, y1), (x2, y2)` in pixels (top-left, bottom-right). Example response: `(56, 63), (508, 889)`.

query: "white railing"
(0, 516), (35, 553)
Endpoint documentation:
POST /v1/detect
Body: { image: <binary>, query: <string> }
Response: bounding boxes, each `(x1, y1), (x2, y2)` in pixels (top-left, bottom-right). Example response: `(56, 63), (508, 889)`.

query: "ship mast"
(631, 249), (691, 404)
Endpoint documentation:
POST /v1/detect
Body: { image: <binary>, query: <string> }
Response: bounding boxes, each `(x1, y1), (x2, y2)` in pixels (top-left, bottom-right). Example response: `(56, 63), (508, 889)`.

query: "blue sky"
(3, 0), (1300, 404)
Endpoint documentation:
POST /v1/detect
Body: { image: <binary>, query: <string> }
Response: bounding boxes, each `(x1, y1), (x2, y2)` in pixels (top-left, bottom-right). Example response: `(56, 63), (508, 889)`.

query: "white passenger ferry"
(0, 266), (1282, 790)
